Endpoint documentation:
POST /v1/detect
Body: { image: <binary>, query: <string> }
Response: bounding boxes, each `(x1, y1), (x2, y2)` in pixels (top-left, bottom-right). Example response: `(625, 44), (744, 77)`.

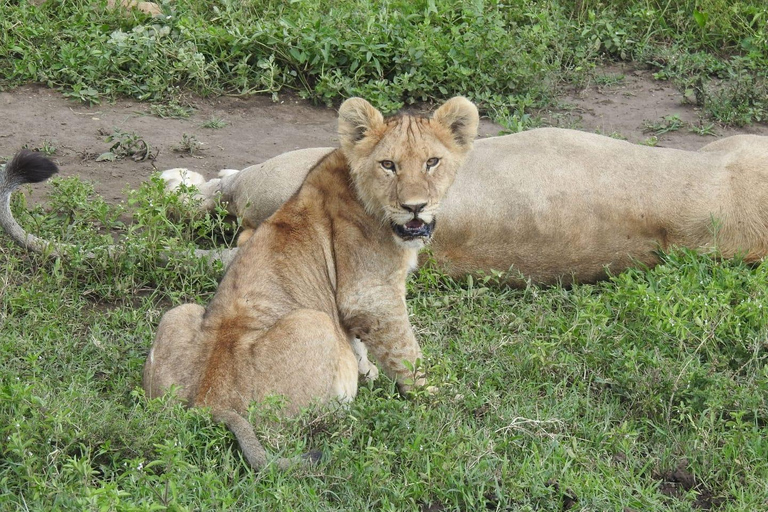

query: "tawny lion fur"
(142, 97), (480, 470)
(179, 129), (768, 286)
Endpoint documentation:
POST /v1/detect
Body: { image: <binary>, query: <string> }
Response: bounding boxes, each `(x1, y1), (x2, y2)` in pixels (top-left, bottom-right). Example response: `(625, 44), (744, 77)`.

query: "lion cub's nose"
(401, 202), (427, 214)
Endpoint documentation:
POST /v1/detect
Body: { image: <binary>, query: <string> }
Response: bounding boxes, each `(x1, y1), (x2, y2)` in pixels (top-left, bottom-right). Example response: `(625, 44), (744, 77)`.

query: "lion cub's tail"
(1, 150), (60, 254)
(214, 409), (322, 471)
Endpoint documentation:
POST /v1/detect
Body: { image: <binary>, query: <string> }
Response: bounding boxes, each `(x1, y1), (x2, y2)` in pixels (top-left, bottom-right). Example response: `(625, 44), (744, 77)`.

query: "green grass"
(643, 114), (685, 135)
(201, 117), (227, 130)
(1, 176), (767, 510)
(2, 1), (768, 509)
(1, 0), (767, 126)
(96, 129), (155, 162)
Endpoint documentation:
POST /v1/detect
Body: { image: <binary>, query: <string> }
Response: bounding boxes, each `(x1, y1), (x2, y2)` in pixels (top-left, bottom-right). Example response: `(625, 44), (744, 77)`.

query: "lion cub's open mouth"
(392, 218), (436, 240)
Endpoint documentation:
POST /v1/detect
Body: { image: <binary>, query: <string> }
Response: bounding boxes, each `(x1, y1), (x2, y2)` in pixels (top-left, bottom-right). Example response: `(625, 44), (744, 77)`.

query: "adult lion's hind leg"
(143, 303), (206, 404)
(159, 167), (239, 215)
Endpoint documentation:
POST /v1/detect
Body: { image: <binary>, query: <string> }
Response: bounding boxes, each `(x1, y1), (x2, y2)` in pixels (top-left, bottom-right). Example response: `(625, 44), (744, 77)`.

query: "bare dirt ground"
(2, 62), (767, 206)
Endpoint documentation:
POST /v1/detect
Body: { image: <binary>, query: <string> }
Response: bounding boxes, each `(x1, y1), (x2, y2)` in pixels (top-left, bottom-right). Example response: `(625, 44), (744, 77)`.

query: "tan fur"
(185, 129), (768, 286)
(142, 97), (479, 470)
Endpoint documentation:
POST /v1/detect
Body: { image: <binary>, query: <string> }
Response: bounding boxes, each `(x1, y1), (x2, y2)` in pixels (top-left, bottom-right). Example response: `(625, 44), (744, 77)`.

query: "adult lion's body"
(142, 97), (480, 470)
(6, 129), (767, 288)
(193, 128), (768, 286)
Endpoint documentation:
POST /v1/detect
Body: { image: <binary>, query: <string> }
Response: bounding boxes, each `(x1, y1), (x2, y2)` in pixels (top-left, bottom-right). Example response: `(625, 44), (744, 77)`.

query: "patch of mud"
(556, 63), (768, 150)
(2, 64), (767, 207)
(655, 459), (724, 510)
(0, 86), (500, 205)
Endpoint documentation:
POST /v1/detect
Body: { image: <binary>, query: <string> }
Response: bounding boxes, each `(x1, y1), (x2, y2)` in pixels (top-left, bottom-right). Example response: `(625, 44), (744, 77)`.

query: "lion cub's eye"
(380, 160), (396, 173)
(426, 157), (440, 170)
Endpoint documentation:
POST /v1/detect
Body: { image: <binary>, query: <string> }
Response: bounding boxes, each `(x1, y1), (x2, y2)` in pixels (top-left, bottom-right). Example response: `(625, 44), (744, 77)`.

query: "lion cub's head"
(338, 96), (479, 248)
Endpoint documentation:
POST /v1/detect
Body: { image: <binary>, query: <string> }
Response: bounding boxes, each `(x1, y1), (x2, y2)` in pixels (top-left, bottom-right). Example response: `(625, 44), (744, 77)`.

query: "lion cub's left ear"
(432, 97), (479, 151)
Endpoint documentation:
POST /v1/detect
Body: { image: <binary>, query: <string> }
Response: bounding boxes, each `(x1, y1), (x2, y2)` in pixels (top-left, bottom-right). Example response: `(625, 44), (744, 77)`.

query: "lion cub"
(142, 96), (479, 470)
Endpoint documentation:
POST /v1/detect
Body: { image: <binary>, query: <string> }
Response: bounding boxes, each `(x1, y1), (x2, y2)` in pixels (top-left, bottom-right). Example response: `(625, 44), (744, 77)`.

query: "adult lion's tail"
(1, 151), (237, 265)
(0, 150), (60, 254)
(214, 408), (321, 471)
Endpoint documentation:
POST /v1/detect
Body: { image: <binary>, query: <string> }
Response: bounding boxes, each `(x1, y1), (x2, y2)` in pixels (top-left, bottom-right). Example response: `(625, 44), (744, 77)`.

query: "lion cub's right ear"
(338, 97), (385, 153)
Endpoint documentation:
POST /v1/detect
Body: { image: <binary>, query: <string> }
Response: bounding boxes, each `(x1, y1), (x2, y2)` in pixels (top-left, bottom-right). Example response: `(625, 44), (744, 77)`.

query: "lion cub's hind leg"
(235, 309), (360, 408)
(210, 308), (359, 471)
(143, 303), (207, 404)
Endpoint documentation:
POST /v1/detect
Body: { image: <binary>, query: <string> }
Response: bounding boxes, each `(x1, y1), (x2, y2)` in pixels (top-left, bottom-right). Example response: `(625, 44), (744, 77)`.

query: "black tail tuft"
(5, 150), (59, 184)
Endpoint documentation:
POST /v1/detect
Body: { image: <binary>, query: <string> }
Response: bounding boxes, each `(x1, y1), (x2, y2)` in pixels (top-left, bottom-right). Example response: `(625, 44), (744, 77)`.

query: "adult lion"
(172, 129), (768, 285)
(142, 96), (480, 470)
(4, 128), (768, 287)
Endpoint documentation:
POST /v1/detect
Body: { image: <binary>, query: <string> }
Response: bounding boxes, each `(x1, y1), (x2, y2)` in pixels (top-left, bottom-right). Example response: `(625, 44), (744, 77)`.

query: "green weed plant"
(1, 0), (766, 126)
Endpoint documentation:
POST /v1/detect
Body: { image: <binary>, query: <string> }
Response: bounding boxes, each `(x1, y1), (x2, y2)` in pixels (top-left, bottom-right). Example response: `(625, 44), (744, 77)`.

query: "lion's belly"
(431, 208), (671, 286)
